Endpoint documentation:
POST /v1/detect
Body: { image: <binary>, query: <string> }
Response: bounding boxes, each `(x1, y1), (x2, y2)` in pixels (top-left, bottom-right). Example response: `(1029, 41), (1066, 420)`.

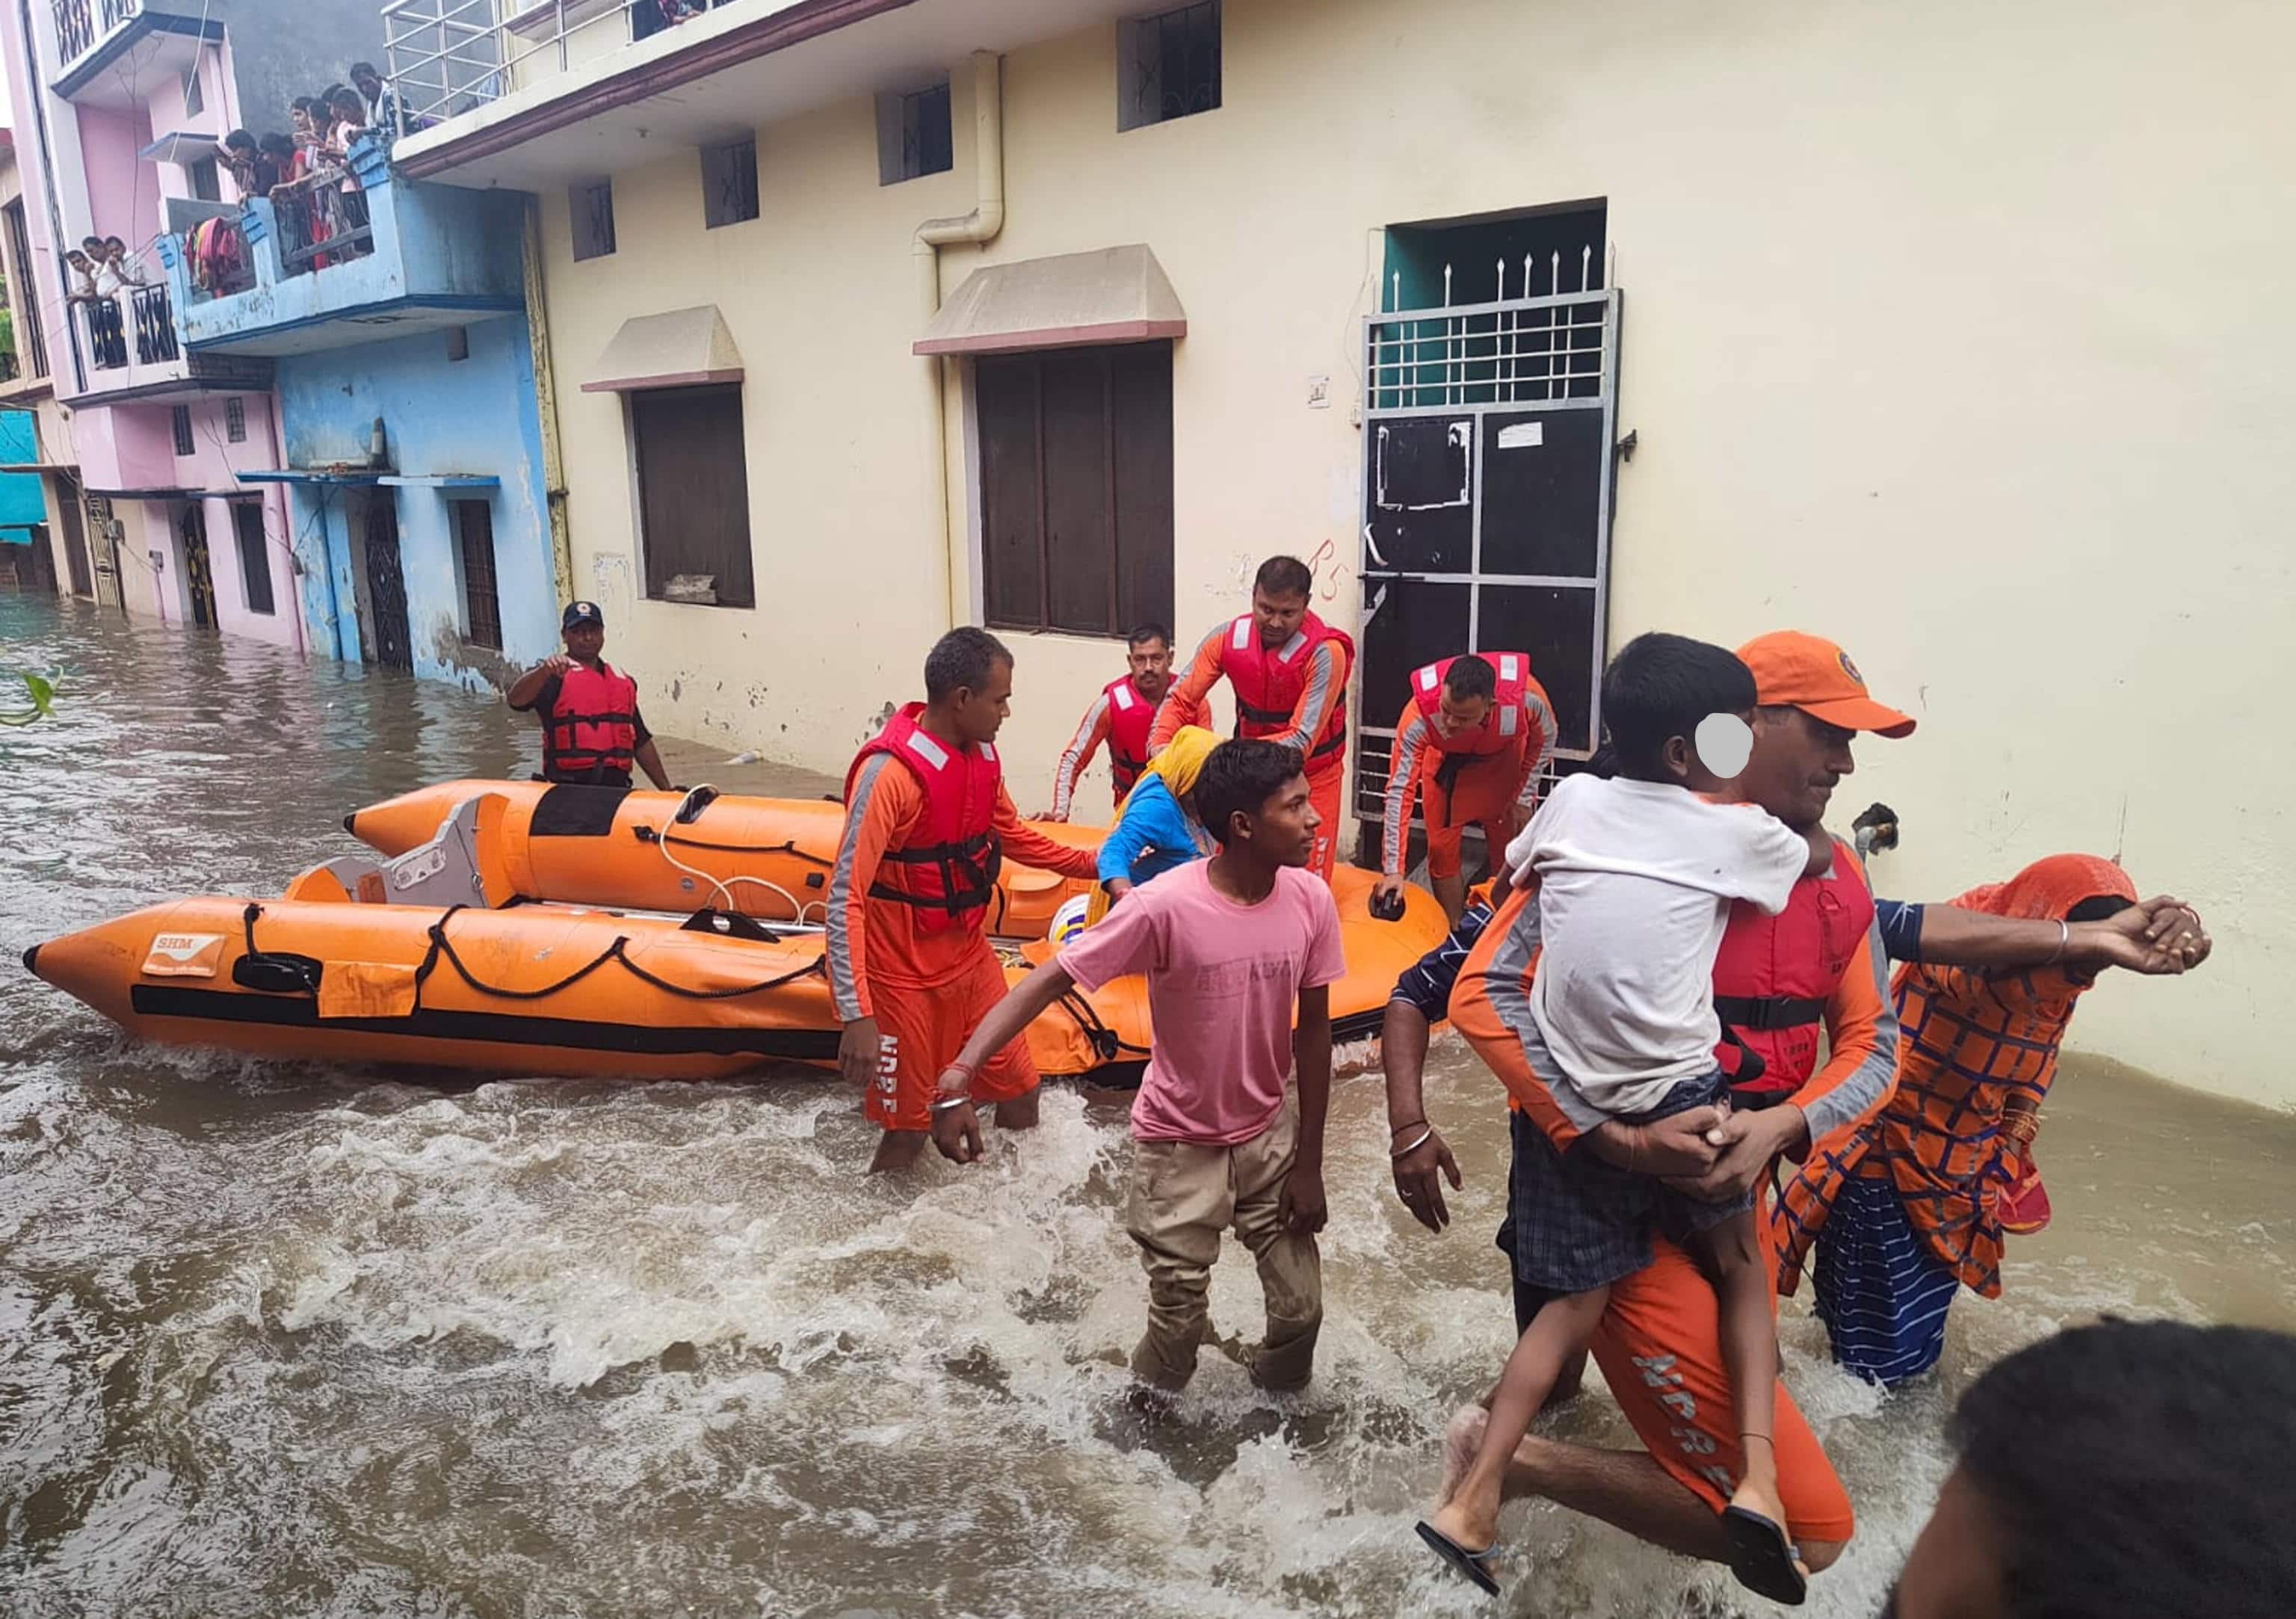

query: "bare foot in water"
(1438, 1404), (1487, 1505)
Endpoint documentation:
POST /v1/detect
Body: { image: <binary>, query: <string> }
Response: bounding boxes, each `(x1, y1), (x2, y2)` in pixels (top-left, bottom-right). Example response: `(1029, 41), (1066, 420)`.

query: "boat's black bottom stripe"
(126, 990), (1389, 1068)
(129, 984), (842, 1061)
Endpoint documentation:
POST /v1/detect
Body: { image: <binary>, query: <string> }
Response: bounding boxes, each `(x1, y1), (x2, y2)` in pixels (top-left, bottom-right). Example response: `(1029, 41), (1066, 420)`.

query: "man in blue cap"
(505, 601), (674, 789)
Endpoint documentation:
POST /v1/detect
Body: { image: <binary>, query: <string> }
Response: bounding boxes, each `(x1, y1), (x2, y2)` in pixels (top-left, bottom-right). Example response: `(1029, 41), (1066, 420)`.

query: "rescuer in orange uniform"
(504, 600), (674, 790)
(829, 626), (1103, 1173)
(1043, 622), (1212, 821)
(1149, 556), (1354, 881)
(1373, 650), (1558, 924)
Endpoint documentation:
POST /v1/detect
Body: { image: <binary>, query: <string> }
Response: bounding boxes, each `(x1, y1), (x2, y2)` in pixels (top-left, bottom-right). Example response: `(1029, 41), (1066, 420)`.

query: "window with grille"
(976, 342), (1173, 638)
(1117, 2), (1220, 132)
(233, 502), (274, 615)
(701, 138), (759, 227)
(172, 406), (195, 457)
(631, 385), (755, 608)
(571, 181), (616, 261)
(455, 500), (502, 649)
(875, 81), (952, 185)
(225, 396), (246, 442)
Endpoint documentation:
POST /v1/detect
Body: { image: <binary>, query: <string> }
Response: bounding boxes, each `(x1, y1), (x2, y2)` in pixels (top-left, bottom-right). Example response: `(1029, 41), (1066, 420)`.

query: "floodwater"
(2, 592), (2289, 1618)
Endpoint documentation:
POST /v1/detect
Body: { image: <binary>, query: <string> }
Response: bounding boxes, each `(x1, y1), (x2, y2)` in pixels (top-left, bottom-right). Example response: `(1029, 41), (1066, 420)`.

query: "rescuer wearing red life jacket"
(1150, 556), (1355, 881)
(830, 627), (1104, 1174)
(1429, 629), (1914, 1590)
(504, 601), (673, 790)
(1373, 651), (1558, 925)
(1042, 623), (1212, 821)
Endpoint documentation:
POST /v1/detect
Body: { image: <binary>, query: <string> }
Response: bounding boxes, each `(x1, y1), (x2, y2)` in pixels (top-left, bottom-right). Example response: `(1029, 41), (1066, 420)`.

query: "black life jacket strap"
(1715, 993), (1828, 1032)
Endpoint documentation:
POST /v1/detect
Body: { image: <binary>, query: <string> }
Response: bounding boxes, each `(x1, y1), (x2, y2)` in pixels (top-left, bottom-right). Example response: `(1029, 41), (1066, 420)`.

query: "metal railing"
(76, 294), (128, 371)
(274, 178), (374, 276)
(51, 0), (138, 66)
(130, 283), (176, 364)
(1367, 250), (1611, 413)
(382, 0), (737, 133)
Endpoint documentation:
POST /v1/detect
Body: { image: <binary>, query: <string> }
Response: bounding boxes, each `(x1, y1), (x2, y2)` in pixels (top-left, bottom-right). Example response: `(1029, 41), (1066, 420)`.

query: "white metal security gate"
(1354, 253), (1623, 835)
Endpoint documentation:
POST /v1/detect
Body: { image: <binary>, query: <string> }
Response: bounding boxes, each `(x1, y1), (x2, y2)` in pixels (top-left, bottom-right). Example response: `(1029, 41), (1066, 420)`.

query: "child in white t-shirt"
(1419, 632), (1829, 1604)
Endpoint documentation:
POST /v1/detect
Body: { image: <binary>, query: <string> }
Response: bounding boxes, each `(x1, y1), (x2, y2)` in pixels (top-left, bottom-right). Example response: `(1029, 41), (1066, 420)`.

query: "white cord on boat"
(655, 785), (827, 925)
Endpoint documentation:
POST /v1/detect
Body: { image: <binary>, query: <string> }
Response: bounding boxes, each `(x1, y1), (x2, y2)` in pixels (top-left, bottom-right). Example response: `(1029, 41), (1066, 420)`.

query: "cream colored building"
(386, 0), (2292, 1105)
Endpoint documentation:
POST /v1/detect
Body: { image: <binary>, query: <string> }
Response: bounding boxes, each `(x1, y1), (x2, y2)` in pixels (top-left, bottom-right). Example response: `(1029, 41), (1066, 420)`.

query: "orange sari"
(1774, 854), (2137, 1298)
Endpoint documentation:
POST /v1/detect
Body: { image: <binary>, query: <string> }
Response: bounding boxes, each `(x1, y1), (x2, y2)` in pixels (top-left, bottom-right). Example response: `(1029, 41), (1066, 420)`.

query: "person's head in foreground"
(1433, 653), (1497, 741)
(1599, 631), (1757, 792)
(1194, 739), (1316, 866)
(1250, 555), (1313, 649)
(924, 626), (1013, 747)
(1884, 1318), (2296, 1619)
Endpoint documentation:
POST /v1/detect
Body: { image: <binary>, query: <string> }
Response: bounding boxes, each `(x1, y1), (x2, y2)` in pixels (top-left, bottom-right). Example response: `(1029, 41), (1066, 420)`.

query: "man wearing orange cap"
(1425, 630), (1912, 1588)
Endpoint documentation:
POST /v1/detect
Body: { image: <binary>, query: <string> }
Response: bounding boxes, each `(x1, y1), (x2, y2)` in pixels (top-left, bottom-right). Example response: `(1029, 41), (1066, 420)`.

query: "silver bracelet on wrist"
(2047, 917), (2070, 964)
(931, 1094), (972, 1114)
(1390, 1126), (1435, 1159)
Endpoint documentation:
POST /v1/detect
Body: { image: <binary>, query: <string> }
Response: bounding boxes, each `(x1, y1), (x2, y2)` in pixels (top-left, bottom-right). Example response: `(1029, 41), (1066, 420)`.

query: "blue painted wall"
(277, 315), (557, 689)
(0, 410), (46, 543)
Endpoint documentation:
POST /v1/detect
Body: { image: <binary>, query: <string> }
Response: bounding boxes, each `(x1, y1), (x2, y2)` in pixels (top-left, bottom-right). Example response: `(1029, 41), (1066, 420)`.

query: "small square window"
(225, 396), (246, 442)
(172, 405), (195, 457)
(702, 138), (759, 228)
(875, 81), (952, 185)
(571, 181), (616, 262)
(1118, 1), (1221, 132)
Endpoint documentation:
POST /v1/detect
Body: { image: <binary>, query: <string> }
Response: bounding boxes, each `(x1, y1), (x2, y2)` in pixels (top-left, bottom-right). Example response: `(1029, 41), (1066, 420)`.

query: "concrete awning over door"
(915, 244), (1186, 357)
(581, 306), (746, 393)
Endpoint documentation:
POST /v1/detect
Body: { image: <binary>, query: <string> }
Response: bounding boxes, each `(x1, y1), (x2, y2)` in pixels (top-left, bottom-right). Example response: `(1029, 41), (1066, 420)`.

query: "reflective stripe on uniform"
(1051, 691), (1112, 820)
(827, 753), (889, 1021)
(1382, 714), (1431, 874)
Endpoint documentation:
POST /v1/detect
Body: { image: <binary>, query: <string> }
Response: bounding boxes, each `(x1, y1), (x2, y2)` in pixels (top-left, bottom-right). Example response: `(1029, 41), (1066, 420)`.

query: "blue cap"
(561, 600), (604, 629)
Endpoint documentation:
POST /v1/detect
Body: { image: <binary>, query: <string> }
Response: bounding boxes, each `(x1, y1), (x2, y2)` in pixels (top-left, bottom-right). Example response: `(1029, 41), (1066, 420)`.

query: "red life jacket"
(1709, 839), (1877, 1103)
(1409, 651), (1542, 758)
(1223, 610), (1354, 769)
(843, 703), (1004, 936)
(543, 662), (639, 783)
(1103, 676), (1158, 794)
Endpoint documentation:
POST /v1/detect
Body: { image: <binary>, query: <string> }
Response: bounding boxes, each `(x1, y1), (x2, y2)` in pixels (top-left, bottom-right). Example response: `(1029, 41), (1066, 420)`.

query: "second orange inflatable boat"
(348, 779), (1102, 940)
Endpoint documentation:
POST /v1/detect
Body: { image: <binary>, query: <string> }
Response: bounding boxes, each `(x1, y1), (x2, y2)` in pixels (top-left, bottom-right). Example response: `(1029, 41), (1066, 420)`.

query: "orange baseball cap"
(1736, 632), (1916, 738)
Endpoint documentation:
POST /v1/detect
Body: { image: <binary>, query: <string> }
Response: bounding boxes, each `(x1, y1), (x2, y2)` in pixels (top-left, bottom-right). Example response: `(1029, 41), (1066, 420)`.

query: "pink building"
(0, 0), (387, 649)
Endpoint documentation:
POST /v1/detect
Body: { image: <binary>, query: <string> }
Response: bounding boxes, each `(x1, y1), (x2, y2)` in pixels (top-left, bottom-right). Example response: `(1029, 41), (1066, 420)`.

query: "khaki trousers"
(1123, 1098), (1323, 1392)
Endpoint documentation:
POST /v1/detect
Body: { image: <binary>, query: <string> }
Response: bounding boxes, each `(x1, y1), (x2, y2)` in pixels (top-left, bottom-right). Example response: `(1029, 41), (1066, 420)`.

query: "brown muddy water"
(2, 593), (2289, 1618)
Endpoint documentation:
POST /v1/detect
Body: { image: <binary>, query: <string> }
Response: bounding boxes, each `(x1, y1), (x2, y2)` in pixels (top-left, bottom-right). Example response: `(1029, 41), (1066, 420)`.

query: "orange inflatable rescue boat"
(345, 779), (1100, 940)
(27, 793), (1448, 1082)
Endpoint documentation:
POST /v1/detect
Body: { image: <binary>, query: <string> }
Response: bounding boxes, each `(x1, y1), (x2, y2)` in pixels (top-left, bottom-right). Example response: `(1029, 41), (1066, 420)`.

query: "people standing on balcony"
(94, 238), (146, 295)
(349, 62), (426, 140)
(63, 250), (97, 304)
(288, 98), (325, 179)
(220, 131), (280, 200)
(258, 135), (297, 190)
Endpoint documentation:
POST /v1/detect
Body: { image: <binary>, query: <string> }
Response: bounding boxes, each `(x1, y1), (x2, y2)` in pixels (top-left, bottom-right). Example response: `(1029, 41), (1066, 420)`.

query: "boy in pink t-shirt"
(931, 739), (1345, 1392)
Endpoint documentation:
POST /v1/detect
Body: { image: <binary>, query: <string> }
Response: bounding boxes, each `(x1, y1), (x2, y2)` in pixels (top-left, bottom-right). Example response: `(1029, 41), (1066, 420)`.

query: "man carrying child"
(931, 740), (1342, 1393)
(1418, 634), (1829, 1602)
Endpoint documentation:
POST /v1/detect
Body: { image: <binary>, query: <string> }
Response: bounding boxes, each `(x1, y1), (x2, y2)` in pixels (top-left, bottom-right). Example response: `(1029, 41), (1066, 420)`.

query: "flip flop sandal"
(1721, 1505), (1809, 1606)
(1415, 1520), (1501, 1597)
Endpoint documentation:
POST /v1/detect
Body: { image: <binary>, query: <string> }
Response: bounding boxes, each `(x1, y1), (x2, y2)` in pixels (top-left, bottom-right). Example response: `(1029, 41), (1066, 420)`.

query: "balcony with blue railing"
(158, 136), (528, 357)
(49, 0), (223, 102)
